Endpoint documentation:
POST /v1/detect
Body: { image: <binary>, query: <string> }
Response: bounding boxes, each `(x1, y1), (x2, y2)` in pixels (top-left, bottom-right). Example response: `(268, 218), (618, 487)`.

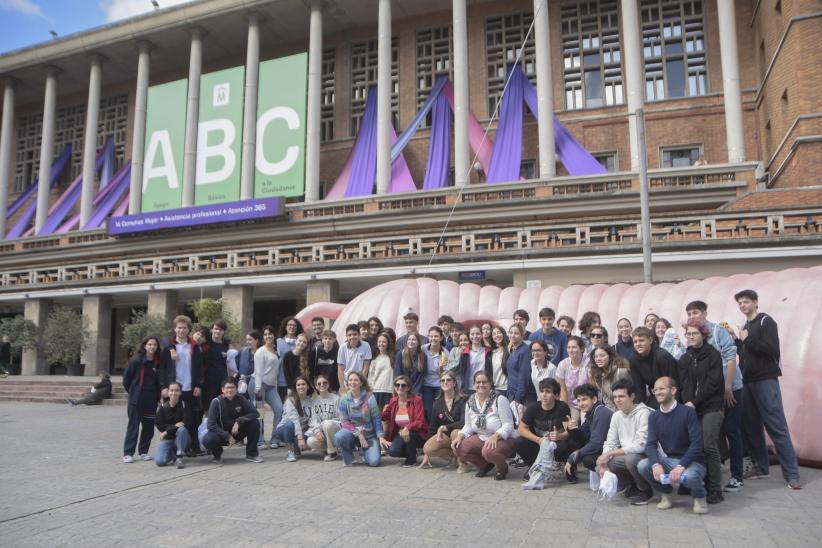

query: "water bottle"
(660, 473), (687, 485)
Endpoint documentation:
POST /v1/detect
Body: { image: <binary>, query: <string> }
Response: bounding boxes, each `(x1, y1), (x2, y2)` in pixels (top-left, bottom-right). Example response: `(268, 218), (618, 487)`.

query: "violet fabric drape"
(344, 87), (379, 198)
(486, 66), (525, 183)
(57, 160), (131, 232)
(6, 145), (72, 219)
(422, 90), (452, 190)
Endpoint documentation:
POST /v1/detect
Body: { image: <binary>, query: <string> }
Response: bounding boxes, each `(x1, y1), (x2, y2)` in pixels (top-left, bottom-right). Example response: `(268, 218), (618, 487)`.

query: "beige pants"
(306, 419), (341, 453)
(423, 429), (461, 460)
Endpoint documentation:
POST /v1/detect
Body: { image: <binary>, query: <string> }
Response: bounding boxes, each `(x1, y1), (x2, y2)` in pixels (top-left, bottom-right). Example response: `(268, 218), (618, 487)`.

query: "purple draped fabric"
(486, 66), (525, 183)
(392, 76), (448, 163)
(65, 161), (131, 232)
(344, 88), (379, 198)
(422, 90), (452, 189)
(6, 145), (72, 219)
(389, 127), (416, 193)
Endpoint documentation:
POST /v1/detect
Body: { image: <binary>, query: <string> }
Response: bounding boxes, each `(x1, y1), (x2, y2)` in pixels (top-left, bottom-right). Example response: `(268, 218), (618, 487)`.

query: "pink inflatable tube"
(297, 267), (822, 466)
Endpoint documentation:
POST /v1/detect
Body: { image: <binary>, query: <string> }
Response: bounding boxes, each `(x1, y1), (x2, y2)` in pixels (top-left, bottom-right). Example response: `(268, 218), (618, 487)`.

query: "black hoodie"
(629, 343), (679, 409)
(736, 313), (781, 382)
(677, 343), (724, 416)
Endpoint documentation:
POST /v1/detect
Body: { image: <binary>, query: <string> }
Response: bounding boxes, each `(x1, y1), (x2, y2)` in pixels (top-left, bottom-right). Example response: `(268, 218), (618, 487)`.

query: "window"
(13, 94), (128, 193)
(561, 0), (623, 110)
(520, 159), (536, 180)
(661, 145), (701, 167)
(350, 36), (399, 136)
(321, 48), (335, 142)
(416, 26), (453, 127)
(485, 12), (536, 116)
(641, 0), (707, 101)
(593, 151), (618, 172)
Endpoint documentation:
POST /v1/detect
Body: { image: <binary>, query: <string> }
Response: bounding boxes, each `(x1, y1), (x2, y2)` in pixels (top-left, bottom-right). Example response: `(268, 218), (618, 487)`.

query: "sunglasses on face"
(440, 378), (453, 383)
(591, 333), (604, 338)
(474, 380), (490, 385)
(394, 383), (408, 388)
(685, 332), (701, 337)
(316, 381), (328, 386)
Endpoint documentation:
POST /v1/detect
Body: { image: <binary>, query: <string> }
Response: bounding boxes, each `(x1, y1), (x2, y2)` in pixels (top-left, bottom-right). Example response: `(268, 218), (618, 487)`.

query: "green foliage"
(0, 315), (39, 352)
(42, 306), (89, 366)
(188, 298), (242, 344)
(121, 309), (171, 352)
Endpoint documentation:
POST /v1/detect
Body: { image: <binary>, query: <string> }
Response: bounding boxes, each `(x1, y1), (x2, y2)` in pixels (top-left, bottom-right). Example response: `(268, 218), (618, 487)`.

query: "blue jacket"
(529, 328), (568, 363)
(569, 401), (613, 463)
(645, 402), (704, 468)
(506, 343), (532, 404)
(394, 349), (425, 394)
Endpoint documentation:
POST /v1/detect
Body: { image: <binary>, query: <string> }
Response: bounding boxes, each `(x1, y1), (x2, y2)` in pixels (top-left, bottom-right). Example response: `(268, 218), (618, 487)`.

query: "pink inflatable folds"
(297, 267), (822, 465)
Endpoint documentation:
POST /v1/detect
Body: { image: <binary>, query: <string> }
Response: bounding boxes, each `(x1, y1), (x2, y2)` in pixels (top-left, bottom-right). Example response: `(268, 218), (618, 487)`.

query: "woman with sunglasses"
(557, 336), (591, 423)
(379, 374), (428, 467)
(587, 326), (609, 354)
(305, 374), (341, 461)
(419, 370), (467, 469)
(451, 370), (516, 480)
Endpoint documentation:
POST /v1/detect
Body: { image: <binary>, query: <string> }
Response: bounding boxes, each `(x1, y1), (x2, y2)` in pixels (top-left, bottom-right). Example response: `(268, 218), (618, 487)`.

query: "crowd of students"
(121, 288), (801, 514)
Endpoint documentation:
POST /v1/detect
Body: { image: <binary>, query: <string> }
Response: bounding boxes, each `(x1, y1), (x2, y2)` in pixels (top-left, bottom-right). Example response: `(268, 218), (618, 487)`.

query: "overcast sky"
(0, 0), (194, 55)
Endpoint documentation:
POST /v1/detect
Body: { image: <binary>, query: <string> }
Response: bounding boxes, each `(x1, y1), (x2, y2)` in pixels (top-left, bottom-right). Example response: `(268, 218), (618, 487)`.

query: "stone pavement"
(0, 402), (819, 548)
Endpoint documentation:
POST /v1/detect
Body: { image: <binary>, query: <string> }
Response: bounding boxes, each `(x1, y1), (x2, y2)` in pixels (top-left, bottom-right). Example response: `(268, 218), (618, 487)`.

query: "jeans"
(200, 420), (260, 459)
(388, 431), (423, 465)
(701, 409), (724, 493)
(638, 457), (707, 498)
(334, 429), (381, 466)
(421, 386), (438, 422)
(154, 428), (191, 466)
(259, 383), (283, 445)
(607, 453), (650, 491)
(245, 377), (256, 406)
(743, 378), (799, 481)
(123, 403), (155, 456)
(722, 389), (744, 479)
(274, 421), (304, 445)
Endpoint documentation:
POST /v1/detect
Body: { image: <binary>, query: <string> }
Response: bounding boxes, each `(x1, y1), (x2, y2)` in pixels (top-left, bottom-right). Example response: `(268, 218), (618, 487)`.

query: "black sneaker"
(175, 457), (185, 469)
(723, 478), (744, 492)
(707, 491), (724, 504)
(630, 489), (653, 505)
(494, 471), (507, 481)
(623, 484), (641, 499)
(475, 463), (494, 478)
(523, 471), (531, 481)
(565, 463), (578, 484)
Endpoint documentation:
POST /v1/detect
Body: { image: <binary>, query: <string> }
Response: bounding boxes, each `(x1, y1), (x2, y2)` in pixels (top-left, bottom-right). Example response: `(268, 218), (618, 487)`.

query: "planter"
(66, 363), (86, 376)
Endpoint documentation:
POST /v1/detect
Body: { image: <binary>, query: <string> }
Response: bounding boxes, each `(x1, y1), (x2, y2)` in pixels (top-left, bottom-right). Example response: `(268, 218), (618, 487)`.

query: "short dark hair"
(513, 309), (530, 321)
(734, 289), (758, 302)
(437, 315), (455, 325)
(538, 377), (561, 395)
(538, 307), (556, 319)
(222, 377), (237, 388)
(578, 311), (601, 335)
(611, 378), (635, 397)
(403, 311), (419, 321)
(167, 381), (182, 391)
(212, 319), (227, 330)
(345, 323), (360, 335)
(311, 316), (324, 324)
(246, 330), (261, 344)
(321, 329), (336, 339)
(262, 324), (276, 336)
(632, 326), (653, 339)
(357, 320), (369, 329)
(428, 325), (444, 338)
(573, 383), (599, 400)
(685, 300), (708, 313)
(557, 315), (575, 329)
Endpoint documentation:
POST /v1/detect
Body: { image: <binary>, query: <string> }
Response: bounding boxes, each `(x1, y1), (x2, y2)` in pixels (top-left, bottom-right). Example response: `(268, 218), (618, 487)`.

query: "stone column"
(0, 78), (17, 239)
(147, 289), (179, 320)
(22, 298), (52, 375)
(533, 0), (556, 178)
(240, 14), (260, 200)
(222, 285), (254, 338)
(375, 0), (392, 195)
(129, 41), (151, 214)
(452, 0), (470, 186)
(305, 1), (323, 202)
(182, 29), (203, 207)
(306, 279), (339, 305)
(717, 0), (746, 163)
(620, 0), (644, 171)
(81, 295), (112, 376)
(80, 55), (102, 228)
(35, 66), (59, 234)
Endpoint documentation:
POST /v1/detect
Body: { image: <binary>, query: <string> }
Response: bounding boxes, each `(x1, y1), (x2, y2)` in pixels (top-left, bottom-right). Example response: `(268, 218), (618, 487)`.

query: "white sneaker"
(286, 449), (297, 462)
(269, 440), (281, 449)
(139, 454), (152, 461)
(324, 452), (338, 462)
(657, 493), (673, 510)
(693, 497), (708, 514)
(122, 455), (134, 464)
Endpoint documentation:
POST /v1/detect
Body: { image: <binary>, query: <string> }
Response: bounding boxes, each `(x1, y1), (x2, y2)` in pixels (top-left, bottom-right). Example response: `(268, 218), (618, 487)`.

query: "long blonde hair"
(401, 332), (425, 374)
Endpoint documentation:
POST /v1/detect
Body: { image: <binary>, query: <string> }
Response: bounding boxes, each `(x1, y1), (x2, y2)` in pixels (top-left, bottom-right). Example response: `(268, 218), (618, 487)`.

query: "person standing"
(733, 289), (801, 489)
(310, 330), (340, 393)
(277, 316), (304, 401)
(556, 336), (591, 422)
(202, 320), (230, 412)
(529, 308), (568, 363)
(421, 327), (449, 420)
(237, 331), (260, 404)
(396, 311), (428, 349)
(628, 327), (679, 409)
(123, 337), (162, 463)
(254, 325), (283, 449)
(337, 323), (372, 394)
(613, 318), (634, 359)
(506, 324), (531, 405)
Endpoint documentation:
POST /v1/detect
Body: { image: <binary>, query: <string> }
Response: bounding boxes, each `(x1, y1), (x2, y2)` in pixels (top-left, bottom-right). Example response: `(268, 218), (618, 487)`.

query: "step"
(0, 384), (127, 393)
(0, 395), (128, 405)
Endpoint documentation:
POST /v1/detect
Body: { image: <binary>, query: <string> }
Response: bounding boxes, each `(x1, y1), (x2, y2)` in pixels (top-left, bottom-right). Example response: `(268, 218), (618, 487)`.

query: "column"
(717, 0), (746, 163)
(304, 1), (323, 202)
(620, 0), (644, 171)
(222, 285), (254, 338)
(375, 0), (392, 195)
(452, 0), (470, 186)
(147, 289), (179, 319)
(240, 14), (260, 200)
(80, 55), (102, 228)
(129, 41), (151, 214)
(81, 295), (112, 376)
(182, 29), (203, 207)
(533, 0), (556, 178)
(0, 78), (17, 239)
(306, 280), (339, 328)
(35, 66), (59, 234)
(21, 298), (52, 375)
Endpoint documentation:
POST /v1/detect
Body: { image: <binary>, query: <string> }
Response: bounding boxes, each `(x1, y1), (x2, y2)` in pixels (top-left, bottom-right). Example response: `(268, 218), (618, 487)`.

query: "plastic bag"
(238, 376), (248, 394)
(597, 470), (619, 501)
(522, 439), (559, 490)
(197, 417), (208, 442)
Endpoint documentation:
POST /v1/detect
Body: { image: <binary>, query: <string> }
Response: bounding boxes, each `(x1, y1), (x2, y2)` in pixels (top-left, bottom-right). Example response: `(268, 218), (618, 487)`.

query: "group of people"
(120, 288), (801, 514)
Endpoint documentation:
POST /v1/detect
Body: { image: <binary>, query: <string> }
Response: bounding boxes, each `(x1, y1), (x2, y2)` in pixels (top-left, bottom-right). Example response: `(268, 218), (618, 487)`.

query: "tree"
(43, 306), (89, 371)
(121, 309), (171, 354)
(188, 298), (241, 343)
(0, 315), (39, 372)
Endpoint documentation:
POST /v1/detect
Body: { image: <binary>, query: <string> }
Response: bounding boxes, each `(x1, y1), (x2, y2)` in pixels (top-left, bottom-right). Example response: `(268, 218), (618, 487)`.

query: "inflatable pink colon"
(297, 266), (822, 466)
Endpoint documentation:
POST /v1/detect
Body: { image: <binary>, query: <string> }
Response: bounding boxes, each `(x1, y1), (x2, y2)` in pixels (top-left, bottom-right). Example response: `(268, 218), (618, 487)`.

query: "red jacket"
(381, 394), (428, 441)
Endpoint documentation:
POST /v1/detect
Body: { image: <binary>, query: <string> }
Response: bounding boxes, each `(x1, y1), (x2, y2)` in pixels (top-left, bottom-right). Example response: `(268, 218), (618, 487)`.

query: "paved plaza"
(0, 402), (819, 547)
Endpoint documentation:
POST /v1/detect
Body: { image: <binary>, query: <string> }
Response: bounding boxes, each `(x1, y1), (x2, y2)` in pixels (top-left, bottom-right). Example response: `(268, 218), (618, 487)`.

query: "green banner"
(255, 53), (307, 198)
(195, 66), (245, 205)
(141, 79), (187, 212)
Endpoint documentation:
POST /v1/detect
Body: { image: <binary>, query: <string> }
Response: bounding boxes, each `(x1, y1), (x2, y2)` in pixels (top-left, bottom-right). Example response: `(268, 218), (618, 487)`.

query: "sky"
(0, 0), (194, 55)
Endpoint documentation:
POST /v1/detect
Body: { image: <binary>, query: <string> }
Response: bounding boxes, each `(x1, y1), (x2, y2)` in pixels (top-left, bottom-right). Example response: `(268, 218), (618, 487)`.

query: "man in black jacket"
(679, 320), (725, 503)
(202, 320), (230, 411)
(628, 327), (679, 409)
(733, 289), (800, 489)
(68, 371), (112, 405)
(201, 377), (263, 464)
(160, 315), (205, 456)
(154, 382), (190, 468)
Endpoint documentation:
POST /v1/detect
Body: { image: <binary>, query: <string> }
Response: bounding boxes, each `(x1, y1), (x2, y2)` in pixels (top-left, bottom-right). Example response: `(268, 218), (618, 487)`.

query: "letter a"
(143, 130), (179, 191)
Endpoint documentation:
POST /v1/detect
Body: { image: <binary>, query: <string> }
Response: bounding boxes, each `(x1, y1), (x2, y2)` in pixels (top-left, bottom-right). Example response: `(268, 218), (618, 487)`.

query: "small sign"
(459, 271), (486, 282)
(526, 280), (542, 289)
(213, 83), (230, 107)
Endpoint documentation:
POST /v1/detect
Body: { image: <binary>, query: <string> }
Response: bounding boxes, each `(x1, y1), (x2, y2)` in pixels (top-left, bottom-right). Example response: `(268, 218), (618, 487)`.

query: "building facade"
(0, 0), (820, 374)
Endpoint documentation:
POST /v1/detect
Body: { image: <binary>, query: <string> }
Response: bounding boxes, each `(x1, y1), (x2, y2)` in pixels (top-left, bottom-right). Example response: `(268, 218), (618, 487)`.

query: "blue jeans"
(388, 431), (423, 465)
(743, 378), (799, 481)
(638, 457), (707, 498)
(274, 421), (301, 445)
(154, 427), (191, 466)
(260, 383), (283, 445)
(723, 388), (744, 479)
(421, 386), (438, 421)
(334, 429), (381, 467)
